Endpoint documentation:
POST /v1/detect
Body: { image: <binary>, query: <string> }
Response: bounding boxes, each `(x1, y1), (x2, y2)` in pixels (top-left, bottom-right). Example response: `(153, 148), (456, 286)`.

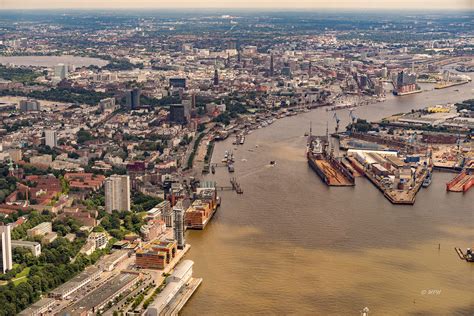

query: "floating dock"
(308, 156), (355, 186)
(446, 170), (474, 193)
(307, 136), (355, 186)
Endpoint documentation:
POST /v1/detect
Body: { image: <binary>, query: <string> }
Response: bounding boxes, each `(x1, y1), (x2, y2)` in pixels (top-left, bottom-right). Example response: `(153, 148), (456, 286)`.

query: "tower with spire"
(213, 68), (219, 86)
(213, 59), (219, 86)
(8, 158), (14, 176)
(270, 53), (274, 77)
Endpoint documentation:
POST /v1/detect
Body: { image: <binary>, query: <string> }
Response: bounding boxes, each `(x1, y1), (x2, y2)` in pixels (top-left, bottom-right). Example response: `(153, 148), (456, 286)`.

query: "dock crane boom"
(333, 112), (340, 133)
(349, 110), (357, 133)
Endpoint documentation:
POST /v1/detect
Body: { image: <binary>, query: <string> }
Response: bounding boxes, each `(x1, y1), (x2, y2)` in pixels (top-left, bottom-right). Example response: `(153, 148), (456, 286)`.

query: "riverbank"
(182, 72), (473, 315)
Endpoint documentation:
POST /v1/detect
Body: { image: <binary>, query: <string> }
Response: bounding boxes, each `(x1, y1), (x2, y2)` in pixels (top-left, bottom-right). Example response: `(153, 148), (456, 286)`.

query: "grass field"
(12, 267), (30, 285)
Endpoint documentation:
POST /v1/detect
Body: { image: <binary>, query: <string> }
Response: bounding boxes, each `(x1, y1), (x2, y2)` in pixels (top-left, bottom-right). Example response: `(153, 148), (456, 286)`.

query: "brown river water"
(182, 75), (474, 315)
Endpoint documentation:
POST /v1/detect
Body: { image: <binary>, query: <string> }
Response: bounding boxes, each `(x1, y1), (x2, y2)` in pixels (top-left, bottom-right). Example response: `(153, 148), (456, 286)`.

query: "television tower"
(270, 53), (274, 77)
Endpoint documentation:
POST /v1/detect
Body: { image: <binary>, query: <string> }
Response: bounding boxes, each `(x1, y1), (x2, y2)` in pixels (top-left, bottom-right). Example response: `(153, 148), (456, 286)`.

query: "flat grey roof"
(60, 272), (139, 315)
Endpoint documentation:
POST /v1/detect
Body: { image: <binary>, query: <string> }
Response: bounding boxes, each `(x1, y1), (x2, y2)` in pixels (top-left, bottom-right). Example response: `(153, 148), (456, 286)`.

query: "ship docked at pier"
(307, 134), (355, 186)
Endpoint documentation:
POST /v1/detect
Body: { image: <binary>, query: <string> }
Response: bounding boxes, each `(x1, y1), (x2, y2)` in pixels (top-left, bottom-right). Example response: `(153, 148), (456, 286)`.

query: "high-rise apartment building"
(173, 201), (185, 249)
(105, 175), (131, 213)
(54, 63), (68, 80)
(125, 88), (140, 110)
(44, 129), (58, 148)
(0, 224), (12, 274)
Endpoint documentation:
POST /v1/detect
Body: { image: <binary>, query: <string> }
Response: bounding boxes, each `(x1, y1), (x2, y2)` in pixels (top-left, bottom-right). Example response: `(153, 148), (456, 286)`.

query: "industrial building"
(60, 271), (141, 316)
(99, 249), (129, 272)
(18, 298), (56, 316)
(49, 266), (102, 300)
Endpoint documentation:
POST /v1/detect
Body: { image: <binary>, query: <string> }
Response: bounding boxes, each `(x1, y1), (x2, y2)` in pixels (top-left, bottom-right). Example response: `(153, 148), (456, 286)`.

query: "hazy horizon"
(0, 0), (472, 10)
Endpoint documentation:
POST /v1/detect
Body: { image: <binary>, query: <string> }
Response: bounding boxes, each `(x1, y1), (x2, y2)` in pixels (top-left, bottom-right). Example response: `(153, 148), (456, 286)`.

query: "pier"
(363, 167), (429, 205)
(214, 178), (243, 194)
(160, 278), (203, 315)
(230, 178), (243, 194)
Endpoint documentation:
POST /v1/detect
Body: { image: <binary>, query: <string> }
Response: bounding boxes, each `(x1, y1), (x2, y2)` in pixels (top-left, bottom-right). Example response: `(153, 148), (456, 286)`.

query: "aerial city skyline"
(0, 6), (472, 316)
(0, 0), (472, 9)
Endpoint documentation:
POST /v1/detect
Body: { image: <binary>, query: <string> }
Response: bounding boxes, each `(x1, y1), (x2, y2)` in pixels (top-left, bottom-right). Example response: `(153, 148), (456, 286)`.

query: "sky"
(0, 0), (472, 10)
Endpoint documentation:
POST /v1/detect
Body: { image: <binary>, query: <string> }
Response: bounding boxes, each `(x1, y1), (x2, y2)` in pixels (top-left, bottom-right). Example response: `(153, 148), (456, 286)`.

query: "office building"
(169, 104), (190, 125)
(104, 175), (131, 213)
(0, 224), (12, 274)
(44, 129), (57, 148)
(54, 63), (68, 80)
(125, 88), (140, 110)
(173, 201), (185, 249)
(19, 99), (40, 112)
(136, 239), (177, 270)
(169, 77), (186, 89)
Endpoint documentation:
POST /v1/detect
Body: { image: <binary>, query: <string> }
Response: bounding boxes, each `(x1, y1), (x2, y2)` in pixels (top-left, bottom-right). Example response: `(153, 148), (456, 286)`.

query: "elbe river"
(183, 74), (473, 315)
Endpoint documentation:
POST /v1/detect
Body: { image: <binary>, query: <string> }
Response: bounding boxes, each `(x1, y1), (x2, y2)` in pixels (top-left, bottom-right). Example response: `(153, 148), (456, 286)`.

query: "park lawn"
(12, 267), (30, 285)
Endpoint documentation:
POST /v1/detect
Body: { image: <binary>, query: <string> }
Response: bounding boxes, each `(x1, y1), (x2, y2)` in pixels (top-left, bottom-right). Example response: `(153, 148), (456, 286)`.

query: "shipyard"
(306, 98), (473, 204)
(0, 7), (472, 316)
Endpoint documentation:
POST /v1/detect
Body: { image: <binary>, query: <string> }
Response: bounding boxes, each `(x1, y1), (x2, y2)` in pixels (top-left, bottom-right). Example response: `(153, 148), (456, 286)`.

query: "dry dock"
(446, 171), (474, 193)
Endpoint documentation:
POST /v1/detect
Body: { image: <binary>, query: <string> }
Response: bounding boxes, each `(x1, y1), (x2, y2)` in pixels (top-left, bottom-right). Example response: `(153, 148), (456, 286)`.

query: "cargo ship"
(307, 136), (355, 186)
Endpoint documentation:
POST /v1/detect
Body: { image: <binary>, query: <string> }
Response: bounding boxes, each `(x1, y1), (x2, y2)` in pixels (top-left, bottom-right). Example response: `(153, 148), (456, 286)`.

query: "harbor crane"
(333, 112), (340, 133)
(349, 110), (357, 133)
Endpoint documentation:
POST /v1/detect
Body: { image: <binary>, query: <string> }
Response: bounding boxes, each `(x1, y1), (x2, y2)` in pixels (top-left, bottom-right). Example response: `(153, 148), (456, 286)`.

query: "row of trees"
(0, 65), (39, 84)
(0, 211), (115, 316)
(0, 86), (113, 106)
